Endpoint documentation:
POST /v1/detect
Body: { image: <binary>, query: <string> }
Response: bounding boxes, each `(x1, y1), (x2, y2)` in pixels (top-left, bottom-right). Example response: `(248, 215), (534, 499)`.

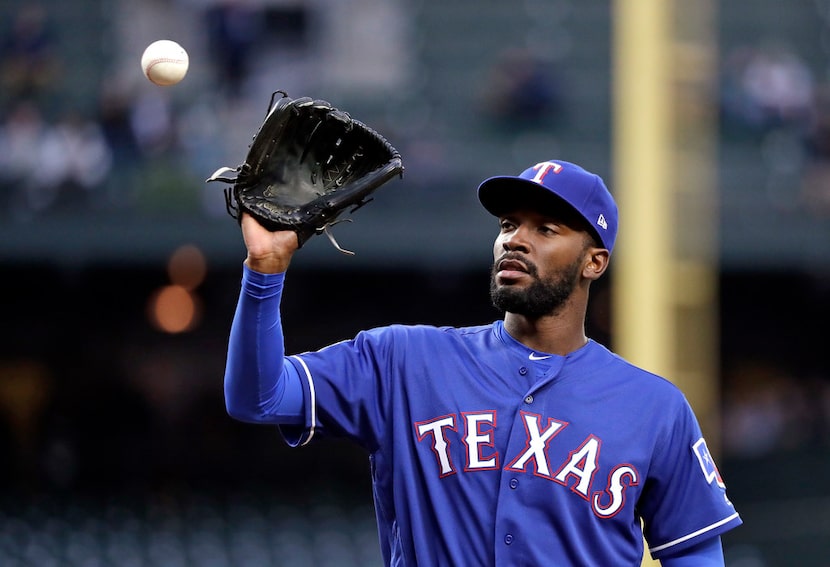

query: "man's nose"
(502, 226), (530, 252)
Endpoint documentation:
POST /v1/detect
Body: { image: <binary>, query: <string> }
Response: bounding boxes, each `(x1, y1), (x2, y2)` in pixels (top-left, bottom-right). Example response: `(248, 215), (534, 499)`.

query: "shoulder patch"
(692, 438), (725, 488)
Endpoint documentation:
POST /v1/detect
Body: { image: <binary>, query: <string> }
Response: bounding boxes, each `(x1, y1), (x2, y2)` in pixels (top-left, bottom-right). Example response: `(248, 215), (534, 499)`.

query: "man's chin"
(491, 288), (525, 312)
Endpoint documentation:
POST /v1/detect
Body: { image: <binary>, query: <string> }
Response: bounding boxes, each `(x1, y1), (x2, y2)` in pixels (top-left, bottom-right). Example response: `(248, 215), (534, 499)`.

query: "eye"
(499, 219), (516, 232)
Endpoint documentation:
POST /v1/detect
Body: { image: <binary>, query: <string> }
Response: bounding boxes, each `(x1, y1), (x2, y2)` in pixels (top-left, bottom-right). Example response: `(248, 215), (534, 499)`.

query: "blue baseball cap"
(477, 160), (618, 252)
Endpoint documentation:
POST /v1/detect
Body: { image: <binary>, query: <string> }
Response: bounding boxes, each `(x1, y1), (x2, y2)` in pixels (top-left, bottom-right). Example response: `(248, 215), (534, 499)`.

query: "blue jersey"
(226, 267), (741, 566)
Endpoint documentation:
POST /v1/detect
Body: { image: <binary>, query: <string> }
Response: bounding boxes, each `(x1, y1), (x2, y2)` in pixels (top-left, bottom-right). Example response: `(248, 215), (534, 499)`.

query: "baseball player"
(223, 160), (742, 566)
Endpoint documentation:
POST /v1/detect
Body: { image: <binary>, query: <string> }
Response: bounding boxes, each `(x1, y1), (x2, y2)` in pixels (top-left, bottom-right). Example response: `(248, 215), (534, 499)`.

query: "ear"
(582, 247), (610, 281)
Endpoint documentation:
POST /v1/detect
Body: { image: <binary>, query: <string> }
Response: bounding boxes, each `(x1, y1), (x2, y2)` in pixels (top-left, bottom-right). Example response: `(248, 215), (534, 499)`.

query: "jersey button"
(519, 367), (528, 376)
(509, 478), (519, 489)
(524, 395), (533, 404)
(504, 534), (514, 545)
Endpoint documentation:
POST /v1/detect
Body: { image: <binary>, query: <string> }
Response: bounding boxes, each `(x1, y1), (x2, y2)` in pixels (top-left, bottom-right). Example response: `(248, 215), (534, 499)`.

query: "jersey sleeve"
(640, 395), (742, 559)
(283, 325), (411, 451)
(223, 265), (304, 425)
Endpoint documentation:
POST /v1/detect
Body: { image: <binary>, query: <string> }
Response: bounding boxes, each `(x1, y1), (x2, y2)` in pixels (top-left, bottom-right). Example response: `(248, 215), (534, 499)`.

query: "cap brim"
(478, 176), (577, 218)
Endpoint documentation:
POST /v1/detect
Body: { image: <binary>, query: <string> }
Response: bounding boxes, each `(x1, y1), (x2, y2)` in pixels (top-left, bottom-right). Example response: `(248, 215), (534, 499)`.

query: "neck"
(503, 311), (589, 356)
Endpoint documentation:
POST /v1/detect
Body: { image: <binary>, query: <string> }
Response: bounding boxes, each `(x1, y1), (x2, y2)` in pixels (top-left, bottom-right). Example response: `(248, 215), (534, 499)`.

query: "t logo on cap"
(529, 161), (564, 183)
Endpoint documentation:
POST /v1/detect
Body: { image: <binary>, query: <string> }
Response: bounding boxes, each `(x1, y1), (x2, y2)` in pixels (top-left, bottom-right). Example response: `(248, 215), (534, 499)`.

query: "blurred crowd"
(0, 2), (565, 225)
(719, 40), (830, 216)
(1, 6), (170, 221)
(0, 2), (290, 224)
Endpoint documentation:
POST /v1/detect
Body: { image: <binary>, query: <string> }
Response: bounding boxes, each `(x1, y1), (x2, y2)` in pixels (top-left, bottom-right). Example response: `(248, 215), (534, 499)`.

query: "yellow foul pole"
(612, 1), (719, 566)
(612, 0), (674, 377)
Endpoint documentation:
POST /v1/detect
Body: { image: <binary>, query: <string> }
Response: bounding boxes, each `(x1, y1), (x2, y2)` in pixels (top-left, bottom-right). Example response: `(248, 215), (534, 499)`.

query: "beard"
(490, 255), (582, 319)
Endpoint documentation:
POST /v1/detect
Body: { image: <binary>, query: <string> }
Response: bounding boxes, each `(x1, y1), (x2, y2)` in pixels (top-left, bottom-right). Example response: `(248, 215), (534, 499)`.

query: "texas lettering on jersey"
(415, 409), (639, 519)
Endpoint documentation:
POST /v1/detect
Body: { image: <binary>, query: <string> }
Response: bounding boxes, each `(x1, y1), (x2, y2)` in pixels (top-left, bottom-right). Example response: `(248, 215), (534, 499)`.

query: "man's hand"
(241, 213), (299, 274)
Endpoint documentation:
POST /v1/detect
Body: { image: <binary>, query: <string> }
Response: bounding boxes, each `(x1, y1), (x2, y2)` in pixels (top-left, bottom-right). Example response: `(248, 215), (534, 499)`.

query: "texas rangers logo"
(529, 161), (563, 184)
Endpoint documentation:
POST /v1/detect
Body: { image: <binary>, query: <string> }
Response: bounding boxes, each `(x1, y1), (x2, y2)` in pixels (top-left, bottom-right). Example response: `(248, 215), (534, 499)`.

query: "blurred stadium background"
(0, 0), (829, 565)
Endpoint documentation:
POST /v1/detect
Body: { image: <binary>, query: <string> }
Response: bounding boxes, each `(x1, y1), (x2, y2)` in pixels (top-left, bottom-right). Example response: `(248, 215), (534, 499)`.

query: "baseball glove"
(207, 90), (404, 255)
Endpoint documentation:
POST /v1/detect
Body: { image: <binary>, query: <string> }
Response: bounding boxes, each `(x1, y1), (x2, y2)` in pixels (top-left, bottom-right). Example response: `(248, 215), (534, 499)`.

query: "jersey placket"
(493, 356), (565, 564)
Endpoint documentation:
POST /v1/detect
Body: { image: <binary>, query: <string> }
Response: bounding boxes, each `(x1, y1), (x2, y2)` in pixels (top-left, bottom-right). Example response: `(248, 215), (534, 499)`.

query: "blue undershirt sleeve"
(659, 536), (724, 567)
(223, 264), (304, 424)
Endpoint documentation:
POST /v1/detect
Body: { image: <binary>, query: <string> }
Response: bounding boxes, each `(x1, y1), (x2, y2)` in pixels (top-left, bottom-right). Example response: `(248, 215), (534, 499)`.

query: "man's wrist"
(245, 254), (291, 274)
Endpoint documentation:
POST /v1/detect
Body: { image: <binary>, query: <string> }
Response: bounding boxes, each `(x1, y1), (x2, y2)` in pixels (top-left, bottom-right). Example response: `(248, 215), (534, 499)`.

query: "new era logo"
(597, 214), (608, 230)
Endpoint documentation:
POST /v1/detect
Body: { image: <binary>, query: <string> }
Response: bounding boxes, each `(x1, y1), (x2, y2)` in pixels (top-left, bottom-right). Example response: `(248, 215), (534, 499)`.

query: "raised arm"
(224, 214), (304, 424)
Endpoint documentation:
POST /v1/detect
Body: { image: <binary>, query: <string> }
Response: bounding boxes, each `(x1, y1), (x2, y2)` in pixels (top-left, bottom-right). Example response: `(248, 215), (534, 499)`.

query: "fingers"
(241, 213), (296, 241)
(241, 213), (299, 269)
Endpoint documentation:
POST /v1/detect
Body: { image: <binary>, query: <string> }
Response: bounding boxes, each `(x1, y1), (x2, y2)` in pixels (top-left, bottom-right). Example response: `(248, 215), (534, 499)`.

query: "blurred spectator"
(129, 90), (177, 157)
(205, 0), (265, 100)
(97, 78), (144, 208)
(719, 42), (814, 138)
(0, 102), (112, 218)
(0, 4), (61, 105)
(800, 83), (830, 215)
(98, 80), (142, 169)
(0, 100), (49, 218)
(803, 83), (830, 160)
(478, 47), (564, 133)
(34, 109), (113, 213)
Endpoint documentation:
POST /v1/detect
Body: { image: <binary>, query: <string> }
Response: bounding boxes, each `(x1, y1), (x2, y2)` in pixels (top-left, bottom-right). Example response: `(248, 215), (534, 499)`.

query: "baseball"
(141, 39), (189, 86)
